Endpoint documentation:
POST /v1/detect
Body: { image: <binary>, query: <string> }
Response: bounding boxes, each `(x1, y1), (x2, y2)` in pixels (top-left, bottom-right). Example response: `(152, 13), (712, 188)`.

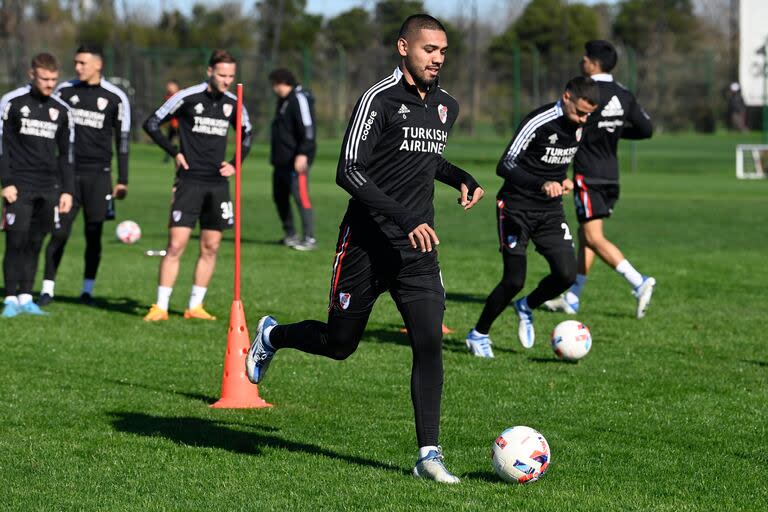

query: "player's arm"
(293, 92), (315, 173)
(227, 104), (253, 166)
(114, 91), (131, 187)
(435, 158), (484, 209)
(57, 108), (75, 212)
(336, 96), (423, 235)
(0, 96), (15, 197)
(496, 123), (548, 191)
(621, 98), (653, 140)
(143, 94), (182, 158)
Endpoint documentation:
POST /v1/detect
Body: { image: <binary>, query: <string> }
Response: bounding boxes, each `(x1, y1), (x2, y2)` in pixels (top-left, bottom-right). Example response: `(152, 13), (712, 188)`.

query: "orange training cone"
(210, 300), (272, 408)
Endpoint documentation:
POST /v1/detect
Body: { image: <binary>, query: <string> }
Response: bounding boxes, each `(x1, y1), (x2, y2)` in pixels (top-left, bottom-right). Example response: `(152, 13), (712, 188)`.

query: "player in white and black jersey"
(544, 40), (655, 319)
(246, 15), (484, 483)
(142, 49), (252, 321)
(465, 77), (599, 357)
(1, 53), (74, 317)
(39, 45), (131, 307)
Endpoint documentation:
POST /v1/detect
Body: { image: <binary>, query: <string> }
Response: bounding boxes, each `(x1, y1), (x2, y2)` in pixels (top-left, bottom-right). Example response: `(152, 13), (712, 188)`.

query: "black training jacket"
(56, 78), (131, 184)
(143, 82), (252, 183)
(270, 85), (316, 167)
(0, 84), (74, 193)
(496, 100), (582, 211)
(573, 74), (653, 185)
(336, 67), (479, 246)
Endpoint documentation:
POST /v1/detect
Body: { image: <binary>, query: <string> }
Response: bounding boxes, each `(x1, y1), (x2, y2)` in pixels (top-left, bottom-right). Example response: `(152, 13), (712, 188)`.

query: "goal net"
(736, 144), (768, 179)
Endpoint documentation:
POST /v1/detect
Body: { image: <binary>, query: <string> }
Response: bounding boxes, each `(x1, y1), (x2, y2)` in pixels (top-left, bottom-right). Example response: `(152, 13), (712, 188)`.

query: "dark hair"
(31, 53), (58, 71)
(398, 14), (446, 41)
(268, 68), (297, 86)
(208, 49), (236, 67)
(565, 76), (600, 106)
(584, 40), (617, 73)
(75, 44), (104, 59)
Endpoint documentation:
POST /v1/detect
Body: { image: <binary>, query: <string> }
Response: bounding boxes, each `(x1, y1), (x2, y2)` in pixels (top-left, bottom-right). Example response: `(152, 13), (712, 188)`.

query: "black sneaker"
(80, 293), (97, 307)
(38, 293), (54, 307)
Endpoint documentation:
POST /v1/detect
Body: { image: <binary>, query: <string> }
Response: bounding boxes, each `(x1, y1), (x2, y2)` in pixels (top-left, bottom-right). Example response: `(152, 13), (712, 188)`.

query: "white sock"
(615, 259), (644, 288)
(156, 286), (173, 311)
(566, 274), (588, 303)
(4, 296), (18, 305)
(18, 293), (33, 305)
(471, 328), (488, 338)
(419, 445), (438, 459)
(82, 279), (95, 295)
(42, 280), (55, 296)
(188, 285), (207, 309)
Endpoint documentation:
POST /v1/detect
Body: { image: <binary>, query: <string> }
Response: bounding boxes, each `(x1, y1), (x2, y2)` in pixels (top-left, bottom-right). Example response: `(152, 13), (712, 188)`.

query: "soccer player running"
(268, 68), (318, 251)
(1, 53), (74, 317)
(246, 14), (484, 483)
(39, 44), (131, 307)
(465, 77), (599, 357)
(142, 50), (252, 321)
(544, 41), (655, 318)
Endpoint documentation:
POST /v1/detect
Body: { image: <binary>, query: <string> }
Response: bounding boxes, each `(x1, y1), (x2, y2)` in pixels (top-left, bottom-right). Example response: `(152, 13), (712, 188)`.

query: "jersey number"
(561, 223), (573, 241)
(220, 201), (234, 220)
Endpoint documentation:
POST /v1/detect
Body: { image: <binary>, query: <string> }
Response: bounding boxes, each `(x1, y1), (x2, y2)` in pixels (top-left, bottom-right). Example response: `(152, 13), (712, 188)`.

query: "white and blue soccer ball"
(491, 426), (551, 484)
(551, 320), (592, 361)
(116, 220), (141, 244)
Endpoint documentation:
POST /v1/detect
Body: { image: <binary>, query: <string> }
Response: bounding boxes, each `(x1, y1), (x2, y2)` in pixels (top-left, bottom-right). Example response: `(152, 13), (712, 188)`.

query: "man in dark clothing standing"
(268, 68), (317, 251)
(1, 53), (74, 317)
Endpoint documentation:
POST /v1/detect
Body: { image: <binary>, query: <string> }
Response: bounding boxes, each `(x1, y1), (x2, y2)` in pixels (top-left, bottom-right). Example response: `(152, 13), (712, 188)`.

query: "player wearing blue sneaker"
(246, 15), (483, 484)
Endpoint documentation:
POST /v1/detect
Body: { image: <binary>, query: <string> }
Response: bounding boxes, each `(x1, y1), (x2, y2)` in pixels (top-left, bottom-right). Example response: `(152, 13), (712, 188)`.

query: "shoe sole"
(636, 278), (656, 319)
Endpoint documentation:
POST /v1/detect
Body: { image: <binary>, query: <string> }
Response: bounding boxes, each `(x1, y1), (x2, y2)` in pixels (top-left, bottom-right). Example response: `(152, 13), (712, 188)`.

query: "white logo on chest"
(70, 95), (80, 105)
(438, 104), (448, 124)
(223, 103), (233, 117)
(194, 103), (205, 114)
(97, 97), (108, 111)
(20, 105), (30, 117)
(548, 133), (558, 145)
(49, 108), (59, 121)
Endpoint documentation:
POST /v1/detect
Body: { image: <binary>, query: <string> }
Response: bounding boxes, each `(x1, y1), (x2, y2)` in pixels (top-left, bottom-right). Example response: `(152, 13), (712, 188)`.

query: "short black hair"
(209, 49), (236, 67)
(268, 68), (297, 86)
(584, 40), (617, 73)
(565, 76), (600, 106)
(398, 14), (446, 41)
(75, 44), (104, 59)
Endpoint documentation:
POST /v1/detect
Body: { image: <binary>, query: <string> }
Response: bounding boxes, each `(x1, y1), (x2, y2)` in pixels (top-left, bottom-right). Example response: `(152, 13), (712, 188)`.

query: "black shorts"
(68, 172), (115, 223)
(169, 180), (233, 231)
(496, 200), (575, 256)
(2, 187), (59, 233)
(327, 221), (445, 316)
(573, 174), (619, 223)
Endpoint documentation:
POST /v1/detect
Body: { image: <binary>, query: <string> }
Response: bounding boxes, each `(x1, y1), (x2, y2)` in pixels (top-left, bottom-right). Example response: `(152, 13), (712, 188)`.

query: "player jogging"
(1, 53), (74, 317)
(39, 44), (131, 307)
(142, 49), (252, 321)
(544, 40), (655, 318)
(246, 14), (484, 483)
(465, 77), (599, 357)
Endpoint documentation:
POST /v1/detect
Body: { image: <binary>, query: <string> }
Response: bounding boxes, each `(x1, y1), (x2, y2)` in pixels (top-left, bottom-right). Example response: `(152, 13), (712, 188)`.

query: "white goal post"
(736, 144), (768, 179)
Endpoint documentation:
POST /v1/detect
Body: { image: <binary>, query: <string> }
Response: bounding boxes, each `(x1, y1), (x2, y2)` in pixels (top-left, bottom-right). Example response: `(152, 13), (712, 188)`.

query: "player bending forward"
(247, 14), (484, 483)
(465, 77), (599, 358)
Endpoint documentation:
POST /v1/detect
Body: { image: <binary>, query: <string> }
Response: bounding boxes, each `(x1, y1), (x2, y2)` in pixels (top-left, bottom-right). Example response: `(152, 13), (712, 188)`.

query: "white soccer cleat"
(246, 316), (278, 384)
(514, 298), (535, 349)
(412, 447), (461, 484)
(543, 294), (579, 314)
(633, 276), (656, 319)
(465, 329), (494, 358)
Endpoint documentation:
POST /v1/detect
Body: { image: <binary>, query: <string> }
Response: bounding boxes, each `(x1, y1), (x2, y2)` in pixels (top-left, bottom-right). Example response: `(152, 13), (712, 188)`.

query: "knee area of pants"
(500, 276), (525, 294)
(326, 335), (360, 360)
(555, 265), (577, 287)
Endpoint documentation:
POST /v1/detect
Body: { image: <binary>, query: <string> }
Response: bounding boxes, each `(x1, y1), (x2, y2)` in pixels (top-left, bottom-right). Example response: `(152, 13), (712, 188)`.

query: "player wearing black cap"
(246, 14), (484, 483)
(544, 40), (655, 319)
(1, 53), (74, 317)
(39, 44), (131, 307)
(465, 77), (599, 357)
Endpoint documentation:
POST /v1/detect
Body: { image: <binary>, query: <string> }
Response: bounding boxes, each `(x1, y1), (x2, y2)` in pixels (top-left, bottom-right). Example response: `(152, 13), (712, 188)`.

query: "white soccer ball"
(116, 220), (141, 244)
(491, 426), (551, 484)
(551, 320), (592, 361)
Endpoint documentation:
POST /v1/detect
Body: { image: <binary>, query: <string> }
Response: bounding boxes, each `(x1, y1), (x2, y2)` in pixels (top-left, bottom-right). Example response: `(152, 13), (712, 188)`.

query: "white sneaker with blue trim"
(246, 316), (278, 384)
(514, 298), (535, 349)
(633, 276), (656, 319)
(465, 329), (494, 358)
(412, 446), (460, 484)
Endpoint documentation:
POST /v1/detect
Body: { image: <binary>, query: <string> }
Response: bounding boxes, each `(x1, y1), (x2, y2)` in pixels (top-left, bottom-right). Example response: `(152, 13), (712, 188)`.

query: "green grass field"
(1, 132), (767, 511)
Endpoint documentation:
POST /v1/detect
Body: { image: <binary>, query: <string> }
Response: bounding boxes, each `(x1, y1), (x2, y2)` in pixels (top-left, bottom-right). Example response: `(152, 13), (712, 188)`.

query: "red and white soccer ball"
(491, 426), (551, 484)
(116, 220), (141, 244)
(551, 320), (592, 361)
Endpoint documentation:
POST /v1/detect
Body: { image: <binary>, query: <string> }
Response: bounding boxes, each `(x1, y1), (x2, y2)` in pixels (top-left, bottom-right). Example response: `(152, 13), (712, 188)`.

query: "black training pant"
(272, 166), (314, 239)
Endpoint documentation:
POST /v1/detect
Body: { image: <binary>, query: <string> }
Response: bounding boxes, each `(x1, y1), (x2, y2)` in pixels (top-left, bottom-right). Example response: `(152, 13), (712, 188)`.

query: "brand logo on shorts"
(49, 108), (59, 121)
(438, 104), (448, 124)
(97, 97), (108, 111)
(70, 95), (80, 105)
(339, 292), (351, 310)
(5, 213), (15, 226)
(194, 103), (204, 114)
(223, 103), (233, 117)
(172, 210), (182, 222)
(506, 235), (517, 248)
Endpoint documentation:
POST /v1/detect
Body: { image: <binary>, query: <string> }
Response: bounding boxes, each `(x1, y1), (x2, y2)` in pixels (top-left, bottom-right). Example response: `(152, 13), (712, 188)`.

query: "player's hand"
(541, 181), (564, 198)
(458, 183), (485, 210)
(219, 161), (236, 177)
(113, 184), (127, 200)
(562, 178), (574, 195)
(294, 154), (309, 174)
(59, 193), (73, 214)
(408, 223), (440, 253)
(175, 153), (189, 171)
(2, 185), (18, 204)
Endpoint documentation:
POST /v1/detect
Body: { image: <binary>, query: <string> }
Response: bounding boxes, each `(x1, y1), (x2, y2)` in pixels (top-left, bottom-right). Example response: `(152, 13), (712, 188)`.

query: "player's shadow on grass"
(49, 294), (146, 317)
(445, 292), (487, 304)
(363, 327), (519, 355)
(528, 357), (578, 364)
(104, 376), (220, 404)
(110, 412), (404, 474)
